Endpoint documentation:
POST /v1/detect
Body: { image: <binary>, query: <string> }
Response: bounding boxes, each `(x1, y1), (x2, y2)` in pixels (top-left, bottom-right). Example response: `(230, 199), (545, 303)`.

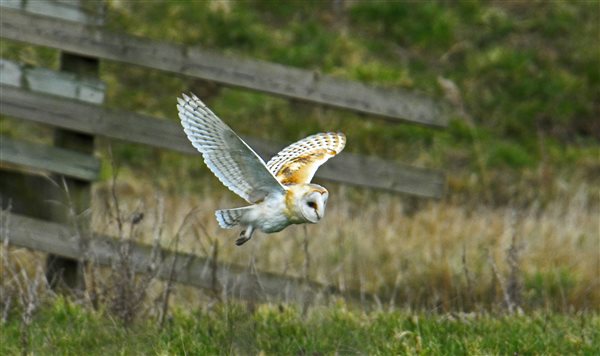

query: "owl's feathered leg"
(235, 225), (255, 246)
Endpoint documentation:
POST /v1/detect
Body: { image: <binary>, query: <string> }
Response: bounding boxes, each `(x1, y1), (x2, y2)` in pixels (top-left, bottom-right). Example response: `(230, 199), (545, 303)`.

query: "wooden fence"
(0, 1), (446, 303)
(5, 213), (345, 304)
(1, 4), (446, 127)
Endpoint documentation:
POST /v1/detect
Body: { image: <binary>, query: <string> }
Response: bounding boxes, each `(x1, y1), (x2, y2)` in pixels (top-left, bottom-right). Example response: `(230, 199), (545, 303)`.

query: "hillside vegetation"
(3, 1), (598, 197)
(103, 0), (599, 207)
(0, 1), (599, 352)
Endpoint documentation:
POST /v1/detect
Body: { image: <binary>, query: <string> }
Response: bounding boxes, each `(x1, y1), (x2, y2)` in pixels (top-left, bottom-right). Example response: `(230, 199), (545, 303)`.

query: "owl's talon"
(235, 236), (250, 246)
(236, 227), (254, 246)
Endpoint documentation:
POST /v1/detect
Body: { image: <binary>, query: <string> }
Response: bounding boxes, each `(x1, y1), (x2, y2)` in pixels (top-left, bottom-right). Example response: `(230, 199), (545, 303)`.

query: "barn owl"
(177, 94), (346, 246)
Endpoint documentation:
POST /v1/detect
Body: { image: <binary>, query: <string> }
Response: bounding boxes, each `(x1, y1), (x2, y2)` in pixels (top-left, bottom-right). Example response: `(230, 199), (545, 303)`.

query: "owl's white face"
(298, 189), (329, 223)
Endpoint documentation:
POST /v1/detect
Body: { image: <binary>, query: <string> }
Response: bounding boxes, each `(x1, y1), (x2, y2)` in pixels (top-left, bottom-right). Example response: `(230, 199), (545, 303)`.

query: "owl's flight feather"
(177, 94), (285, 203)
(267, 132), (346, 185)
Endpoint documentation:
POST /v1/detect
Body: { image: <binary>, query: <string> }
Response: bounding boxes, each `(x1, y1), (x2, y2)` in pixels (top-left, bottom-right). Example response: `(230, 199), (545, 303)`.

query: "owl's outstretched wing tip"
(267, 132), (346, 185)
(176, 92), (285, 203)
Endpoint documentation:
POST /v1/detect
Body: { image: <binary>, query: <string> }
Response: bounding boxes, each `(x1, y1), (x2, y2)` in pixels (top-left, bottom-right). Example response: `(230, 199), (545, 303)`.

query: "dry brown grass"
(90, 173), (599, 312)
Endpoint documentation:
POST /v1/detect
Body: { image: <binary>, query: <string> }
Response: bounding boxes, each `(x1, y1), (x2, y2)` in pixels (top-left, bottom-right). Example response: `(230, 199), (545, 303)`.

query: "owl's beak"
(315, 197), (325, 221)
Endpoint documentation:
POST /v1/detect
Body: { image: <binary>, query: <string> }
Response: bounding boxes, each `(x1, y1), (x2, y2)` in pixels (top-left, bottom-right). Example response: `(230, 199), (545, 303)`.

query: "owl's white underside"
(239, 191), (294, 233)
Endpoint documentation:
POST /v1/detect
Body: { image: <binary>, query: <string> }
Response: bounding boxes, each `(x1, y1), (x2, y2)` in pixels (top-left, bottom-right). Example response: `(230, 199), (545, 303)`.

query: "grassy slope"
(96, 0), (599, 206)
(100, 1), (598, 165)
(0, 0), (598, 312)
(3, 1), (597, 196)
(1, 298), (598, 355)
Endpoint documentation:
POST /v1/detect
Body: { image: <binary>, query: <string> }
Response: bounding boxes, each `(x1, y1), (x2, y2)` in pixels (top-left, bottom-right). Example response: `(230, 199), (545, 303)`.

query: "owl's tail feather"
(215, 207), (250, 229)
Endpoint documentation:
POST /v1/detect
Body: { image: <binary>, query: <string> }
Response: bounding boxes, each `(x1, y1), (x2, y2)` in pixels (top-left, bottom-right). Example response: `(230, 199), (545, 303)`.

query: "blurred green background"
(2, 0), (598, 205)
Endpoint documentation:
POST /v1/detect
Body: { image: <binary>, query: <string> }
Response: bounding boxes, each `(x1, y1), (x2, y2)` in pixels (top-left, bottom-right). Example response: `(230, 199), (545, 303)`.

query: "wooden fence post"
(45, 52), (99, 291)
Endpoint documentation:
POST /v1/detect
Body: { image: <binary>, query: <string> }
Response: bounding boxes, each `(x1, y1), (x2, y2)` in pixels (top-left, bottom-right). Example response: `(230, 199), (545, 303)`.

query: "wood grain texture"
(0, 0), (103, 24)
(0, 7), (447, 127)
(0, 136), (100, 181)
(0, 59), (105, 104)
(1, 86), (445, 197)
(4, 213), (346, 304)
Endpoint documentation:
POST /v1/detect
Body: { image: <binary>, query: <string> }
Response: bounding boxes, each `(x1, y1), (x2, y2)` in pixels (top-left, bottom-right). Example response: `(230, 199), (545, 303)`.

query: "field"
(1, 0), (599, 354)
(1, 298), (598, 355)
(86, 175), (599, 312)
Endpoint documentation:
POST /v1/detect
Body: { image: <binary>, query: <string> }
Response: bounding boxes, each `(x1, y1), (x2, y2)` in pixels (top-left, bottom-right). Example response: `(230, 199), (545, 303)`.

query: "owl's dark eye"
(307, 201), (317, 209)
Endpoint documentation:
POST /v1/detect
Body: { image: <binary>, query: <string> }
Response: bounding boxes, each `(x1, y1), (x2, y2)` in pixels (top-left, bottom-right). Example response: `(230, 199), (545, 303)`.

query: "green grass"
(2, 298), (598, 355)
(109, 0), (598, 172)
(2, 0), (598, 193)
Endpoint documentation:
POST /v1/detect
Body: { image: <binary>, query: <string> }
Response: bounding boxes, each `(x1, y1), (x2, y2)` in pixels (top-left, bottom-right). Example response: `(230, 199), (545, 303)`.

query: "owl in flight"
(177, 94), (346, 246)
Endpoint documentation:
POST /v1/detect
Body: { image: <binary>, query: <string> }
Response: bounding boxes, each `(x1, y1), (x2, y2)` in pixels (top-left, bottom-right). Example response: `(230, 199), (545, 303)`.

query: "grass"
(1, 297), (598, 355)
(0, 1), (599, 353)
(2, 1), (598, 171)
(101, 0), (598, 140)
(84, 165), (600, 313)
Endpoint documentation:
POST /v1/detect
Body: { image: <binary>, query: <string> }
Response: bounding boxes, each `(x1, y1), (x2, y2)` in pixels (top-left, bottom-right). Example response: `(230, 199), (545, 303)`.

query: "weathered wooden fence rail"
(5, 213), (346, 304)
(0, 136), (100, 181)
(0, 82), (444, 197)
(0, 6), (447, 127)
(0, 1), (446, 302)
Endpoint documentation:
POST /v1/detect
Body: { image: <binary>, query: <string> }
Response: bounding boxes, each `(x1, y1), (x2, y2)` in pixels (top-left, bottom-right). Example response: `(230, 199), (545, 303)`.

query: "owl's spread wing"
(266, 132), (346, 185)
(177, 94), (285, 203)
